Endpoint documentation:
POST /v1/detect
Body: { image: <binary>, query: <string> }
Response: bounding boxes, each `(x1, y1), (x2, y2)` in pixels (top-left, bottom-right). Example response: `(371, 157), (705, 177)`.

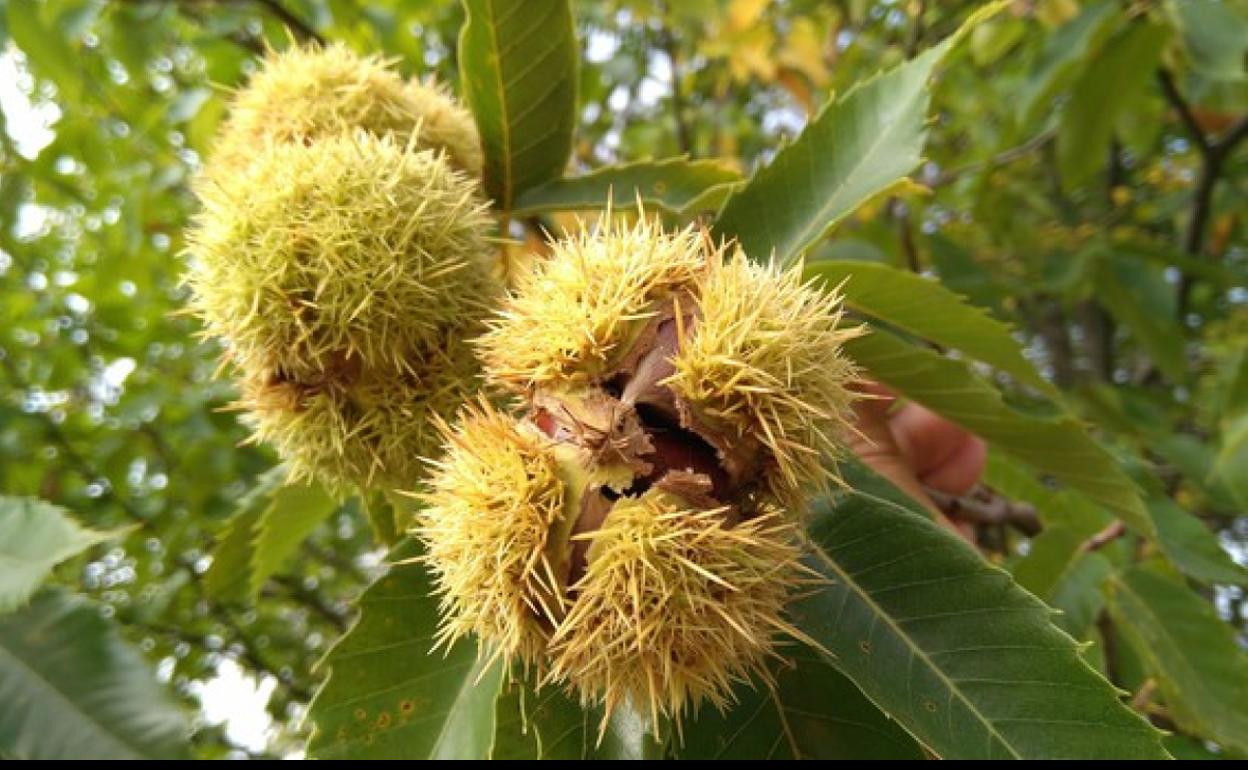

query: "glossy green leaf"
(1057, 21), (1169, 188)
(808, 260), (1054, 395)
(846, 329), (1155, 538)
(674, 646), (924, 760)
(1147, 496), (1247, 585)
(512, 157), (742, 218)
(492, 678), (661, 759)
(458, 0), (578, 210)
(1108, 566), (1248, 754)
(714, 3), (1005, 265)
(306, 539), (503, 759)
(0, 590), (188, 759)
(791, 458), (1168, 759)
(0, 496), (112, 613)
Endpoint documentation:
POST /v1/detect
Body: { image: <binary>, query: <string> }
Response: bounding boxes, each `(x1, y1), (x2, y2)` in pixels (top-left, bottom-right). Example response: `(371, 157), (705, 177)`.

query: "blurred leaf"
(1094, 252), (1186, 383)
(7, 0), (84, 103)
(492, 677), (660, 759)
(1011, 525), (1113, 638)
(458, 0), (578, 209)
(790, 458), (1167, 759)
(1108, 566), (1248, 754)
(0, 590), (188, 760)
(247, 482), (338, 597)
(1016, 1), (1119, 126)
(1147, 496), (1247, 585)
(1212, 412), (1248, 508)
(306, 539), (503, 759)
(512, 157), (741, 217)
(1057, 21), (1169, 188)
(714, 3), (1006, 264)
(0, 496), (113, 613)
(674, 646), (924, 759)
(846, 329), (1155, 538)
(970, 16), (1026, 68)
(202, 467), (286, 602)
(1166, 0), (1248, 82)
(808, 260), (1055, 396)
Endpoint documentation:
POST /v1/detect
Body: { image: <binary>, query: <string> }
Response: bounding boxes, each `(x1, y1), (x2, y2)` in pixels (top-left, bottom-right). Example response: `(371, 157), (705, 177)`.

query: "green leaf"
(247, 482), (338, 597)
(713, 3), (1006, 265)
(512, 157), (742, 218)
(0, 590), (188, 760)
(306, 539), (503, 759)
(1147, 496), (1247, 585)
(1094, 253), (1186, 383)
(846, 329), (1155, 538)
(1107, 566), (1248, 754)
(458, 0), (578, 210)
(1016, 1), (1120, 126)
(675, 646), (924, 760)
(1213, 412), (1248, 508)
(791, 458), (1168, 759)
(807, 260), (1055, 396)
(492, 677), (661, 759)
(1057, 21), (1170, 188)
(1011, 526), (1113, 638)
(0, 496), (113, 613)
(1166, 0), (1248, 82)
(205, 470), (338, 601)
(6, 0), (84, 103)
(203, 468), (285, 602)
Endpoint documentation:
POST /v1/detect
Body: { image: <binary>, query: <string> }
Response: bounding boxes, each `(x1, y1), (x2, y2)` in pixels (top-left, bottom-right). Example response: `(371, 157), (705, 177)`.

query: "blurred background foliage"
(0, 0), (1245, 758)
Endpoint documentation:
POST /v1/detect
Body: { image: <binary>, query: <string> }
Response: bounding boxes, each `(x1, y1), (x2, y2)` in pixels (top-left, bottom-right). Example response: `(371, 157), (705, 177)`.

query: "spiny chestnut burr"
(207, 44), (483, 179)
(417, 216), (862, 733)
(185, 132), (498, 490)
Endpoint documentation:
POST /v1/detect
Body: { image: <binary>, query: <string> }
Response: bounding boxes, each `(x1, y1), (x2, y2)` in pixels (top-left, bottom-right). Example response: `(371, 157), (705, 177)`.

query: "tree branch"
(1157, 69), (1209, 154)
(1158, 70), (1248, 315)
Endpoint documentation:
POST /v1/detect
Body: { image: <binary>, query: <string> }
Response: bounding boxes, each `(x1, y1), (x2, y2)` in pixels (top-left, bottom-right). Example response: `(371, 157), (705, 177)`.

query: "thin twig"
(931, 129), (1055, 188)
(1080, 520), (1126, 553)
(925, 484), (1043, 536)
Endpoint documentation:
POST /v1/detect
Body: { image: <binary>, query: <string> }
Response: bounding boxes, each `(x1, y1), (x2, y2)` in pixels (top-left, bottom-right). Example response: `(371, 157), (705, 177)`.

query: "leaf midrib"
(0, 633), (143, 759)
(804, 525), (1022, 760)
(483, 0), (514, 210)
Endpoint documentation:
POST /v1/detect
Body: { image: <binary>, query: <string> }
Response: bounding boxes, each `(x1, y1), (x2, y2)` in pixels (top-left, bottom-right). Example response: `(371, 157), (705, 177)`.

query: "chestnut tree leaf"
(0, 590), (189, 759)
(808, 260), (1056, 397)
(845, 329), (1155, 539)
(1107, 566), (1248, 754)
(492, 676), (662, 759)
(512, 157), (742, 218)
(713, 3), (1006, 265)
(791, 458), (1168, 759)
(306, 539), (503, 759)
(674, 647), (925, 760)
(458, 0), (578, 211)
(0, 496), (114, 614)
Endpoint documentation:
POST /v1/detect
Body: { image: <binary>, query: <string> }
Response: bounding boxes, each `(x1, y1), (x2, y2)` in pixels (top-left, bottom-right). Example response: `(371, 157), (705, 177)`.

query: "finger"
(918, 433), (986, 496)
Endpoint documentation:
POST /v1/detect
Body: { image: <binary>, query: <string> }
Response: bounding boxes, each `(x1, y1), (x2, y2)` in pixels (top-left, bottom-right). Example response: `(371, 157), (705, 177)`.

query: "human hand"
(848, 383), (986, 538)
